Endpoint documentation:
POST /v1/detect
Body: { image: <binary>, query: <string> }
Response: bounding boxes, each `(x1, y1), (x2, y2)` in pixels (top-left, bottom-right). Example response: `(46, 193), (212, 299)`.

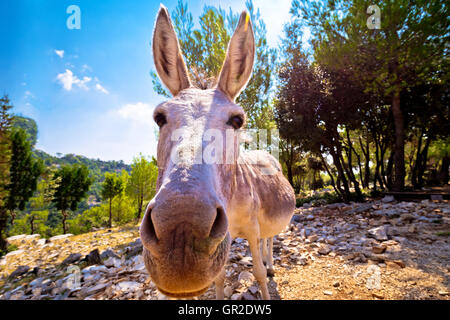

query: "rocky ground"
(0, 198), (449, 300)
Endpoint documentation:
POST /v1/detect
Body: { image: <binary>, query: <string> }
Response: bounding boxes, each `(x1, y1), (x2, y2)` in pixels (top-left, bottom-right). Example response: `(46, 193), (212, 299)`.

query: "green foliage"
(52, 164), (93, 233)
(127, 154), (158, 220)
(101, 171), (125, 228)
(296, 190), (341, 207)
(12, 115), (38, 147)
(0, 95), (13, 251)
(7, 128), (44, 212)
(9, 210), (49, 237)
(67, 193), (135, 234)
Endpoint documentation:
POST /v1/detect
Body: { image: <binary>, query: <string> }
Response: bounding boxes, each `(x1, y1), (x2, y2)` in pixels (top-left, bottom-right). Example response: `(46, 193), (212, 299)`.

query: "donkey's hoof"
(266, 268), (275, 277)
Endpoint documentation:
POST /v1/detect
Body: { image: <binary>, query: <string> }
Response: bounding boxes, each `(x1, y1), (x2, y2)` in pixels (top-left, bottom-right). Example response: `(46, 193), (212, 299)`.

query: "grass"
(436, 231), (450, 237)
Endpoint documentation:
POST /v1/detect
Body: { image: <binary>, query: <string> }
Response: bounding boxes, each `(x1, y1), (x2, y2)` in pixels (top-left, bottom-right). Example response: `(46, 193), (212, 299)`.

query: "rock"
(84, 249), (102, 265)
(323, 290), (333, 296)
(49, 234), (73, 241)
(61, 253), (82, 265)
(401, 214), (415, 223)
(372, 293), (384, 299)
(333, 281), (340, 287)
(239, 256), (253, 266)
(241, 291), (256, 300)
(224, 286), (233, 298)
(372, 244), (387, 254)
(116, 281), (141, 292)
(438, 290), (449, 296)
(348, 203), (373, 214)
(291, 215), (302, 224)
(9, 265), (30, 278)
(35, 239), (46, 246)
(307, 234), (318, 242)
(100, 249), (120, 260)
(104, 257), (122, 268)
(82, 265), (108, 274)
(238, 271), (255, 286)
(392, 260), (405, 268)
(125, 244), (142, 259)
(231, 293), (241, 300)
(326, 237), (337, 245)
(368, 226), (388, 241)
(5, 249), (24, 257)
(318, 245), (331, 255)
(248, 285), (259, 295)
(30, 277), (43, 287)
(382, 195), (395, 203)
(6, 234), (28, 241)
(81, 283), (109, 297)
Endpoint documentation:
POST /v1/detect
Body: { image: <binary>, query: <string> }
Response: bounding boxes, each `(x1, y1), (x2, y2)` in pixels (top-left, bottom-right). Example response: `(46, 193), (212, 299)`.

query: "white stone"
(104, 257), (122, 268)
(49, 234), (73, 241)
(116, 281), (141, 292)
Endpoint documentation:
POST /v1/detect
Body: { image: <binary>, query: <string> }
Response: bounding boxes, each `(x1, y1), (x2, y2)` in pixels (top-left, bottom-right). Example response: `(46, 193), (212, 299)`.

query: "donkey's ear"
(153, 5), (191, 96)
(217, 11), (255, 101)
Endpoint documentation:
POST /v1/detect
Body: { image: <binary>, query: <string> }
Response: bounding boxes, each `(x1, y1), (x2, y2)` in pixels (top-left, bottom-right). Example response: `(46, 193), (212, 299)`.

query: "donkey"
(140, 5), (295, 300)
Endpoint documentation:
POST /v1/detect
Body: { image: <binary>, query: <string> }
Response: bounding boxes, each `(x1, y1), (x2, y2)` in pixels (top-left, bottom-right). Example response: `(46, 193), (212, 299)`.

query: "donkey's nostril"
(140, 208), (159, 250)
(209, 207), (227, 240)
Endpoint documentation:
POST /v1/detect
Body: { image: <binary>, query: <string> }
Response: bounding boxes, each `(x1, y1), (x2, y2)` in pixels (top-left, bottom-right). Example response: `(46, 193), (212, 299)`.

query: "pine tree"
(0, 95), (13, 252)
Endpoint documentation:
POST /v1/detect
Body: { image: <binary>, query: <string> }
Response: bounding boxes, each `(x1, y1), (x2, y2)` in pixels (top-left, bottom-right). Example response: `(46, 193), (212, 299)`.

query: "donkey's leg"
(266, 237), (275, 277)
(248, 235), (270, 300)
(261, 238), (268, 265)
(214, 266), (226, 300)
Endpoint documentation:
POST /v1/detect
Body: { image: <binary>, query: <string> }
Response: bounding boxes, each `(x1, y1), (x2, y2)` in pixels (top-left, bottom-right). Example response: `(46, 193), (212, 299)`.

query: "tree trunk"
(330, 148), (350, 202)
(439, 155), (449, 185)
(0, 211), (8, 251)
(137, 194), (144, 221)
(62, 210), (67, 234)
(364, 135), (370, 188)
(411, 130), (423, 189)
(386, 149), (395, 190)
(417, 137), (431, 188)
(108, 198), (112, 228)
(30, 215), (35, 234)
(319, 154), (342, 199)
(391, 90), (405, 191)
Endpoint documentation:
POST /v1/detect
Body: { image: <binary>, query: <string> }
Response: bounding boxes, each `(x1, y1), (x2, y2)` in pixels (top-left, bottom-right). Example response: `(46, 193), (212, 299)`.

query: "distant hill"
(12, 115), (132, 215)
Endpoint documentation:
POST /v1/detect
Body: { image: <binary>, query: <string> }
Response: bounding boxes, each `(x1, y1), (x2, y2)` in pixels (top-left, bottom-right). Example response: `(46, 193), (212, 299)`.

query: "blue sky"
(1, 0), (297, 163)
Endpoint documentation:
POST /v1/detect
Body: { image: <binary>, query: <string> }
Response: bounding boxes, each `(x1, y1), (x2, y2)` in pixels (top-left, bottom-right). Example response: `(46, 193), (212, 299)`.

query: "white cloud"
(56, 69), (91, 91)
(55, 49), (64, 58)
(95, 83), (109, 94)
(117, 102), (154, 125)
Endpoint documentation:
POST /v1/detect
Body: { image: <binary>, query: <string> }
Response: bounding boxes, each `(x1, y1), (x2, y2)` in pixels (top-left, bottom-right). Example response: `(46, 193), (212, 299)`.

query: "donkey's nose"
(140, 197), (228, 254)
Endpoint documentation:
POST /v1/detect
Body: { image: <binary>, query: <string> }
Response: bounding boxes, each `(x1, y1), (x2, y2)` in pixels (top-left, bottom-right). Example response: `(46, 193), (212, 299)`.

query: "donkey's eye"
(227, 115), (244, 129)
(154, 113), (167, 128)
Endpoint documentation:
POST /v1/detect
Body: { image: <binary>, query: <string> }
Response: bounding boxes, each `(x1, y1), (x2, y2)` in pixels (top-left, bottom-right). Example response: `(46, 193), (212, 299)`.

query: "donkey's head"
(140, 6), (255, 298)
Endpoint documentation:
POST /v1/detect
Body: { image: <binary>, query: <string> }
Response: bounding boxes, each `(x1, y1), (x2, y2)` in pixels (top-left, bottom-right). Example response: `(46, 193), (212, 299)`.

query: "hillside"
(13, 115), (131, 211)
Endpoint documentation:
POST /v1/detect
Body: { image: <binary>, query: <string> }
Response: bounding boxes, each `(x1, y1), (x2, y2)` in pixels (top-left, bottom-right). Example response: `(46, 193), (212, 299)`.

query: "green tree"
(292, 0), (449, 191)
(151, 0), (276, 129)
(6, 128), (44, 223)
(0, 95), (13, 252)
(126, 155), (157, 221)
(12, 115), (38, 147)
(52, 164), (92, 234)
(101, 172), (124, 228)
